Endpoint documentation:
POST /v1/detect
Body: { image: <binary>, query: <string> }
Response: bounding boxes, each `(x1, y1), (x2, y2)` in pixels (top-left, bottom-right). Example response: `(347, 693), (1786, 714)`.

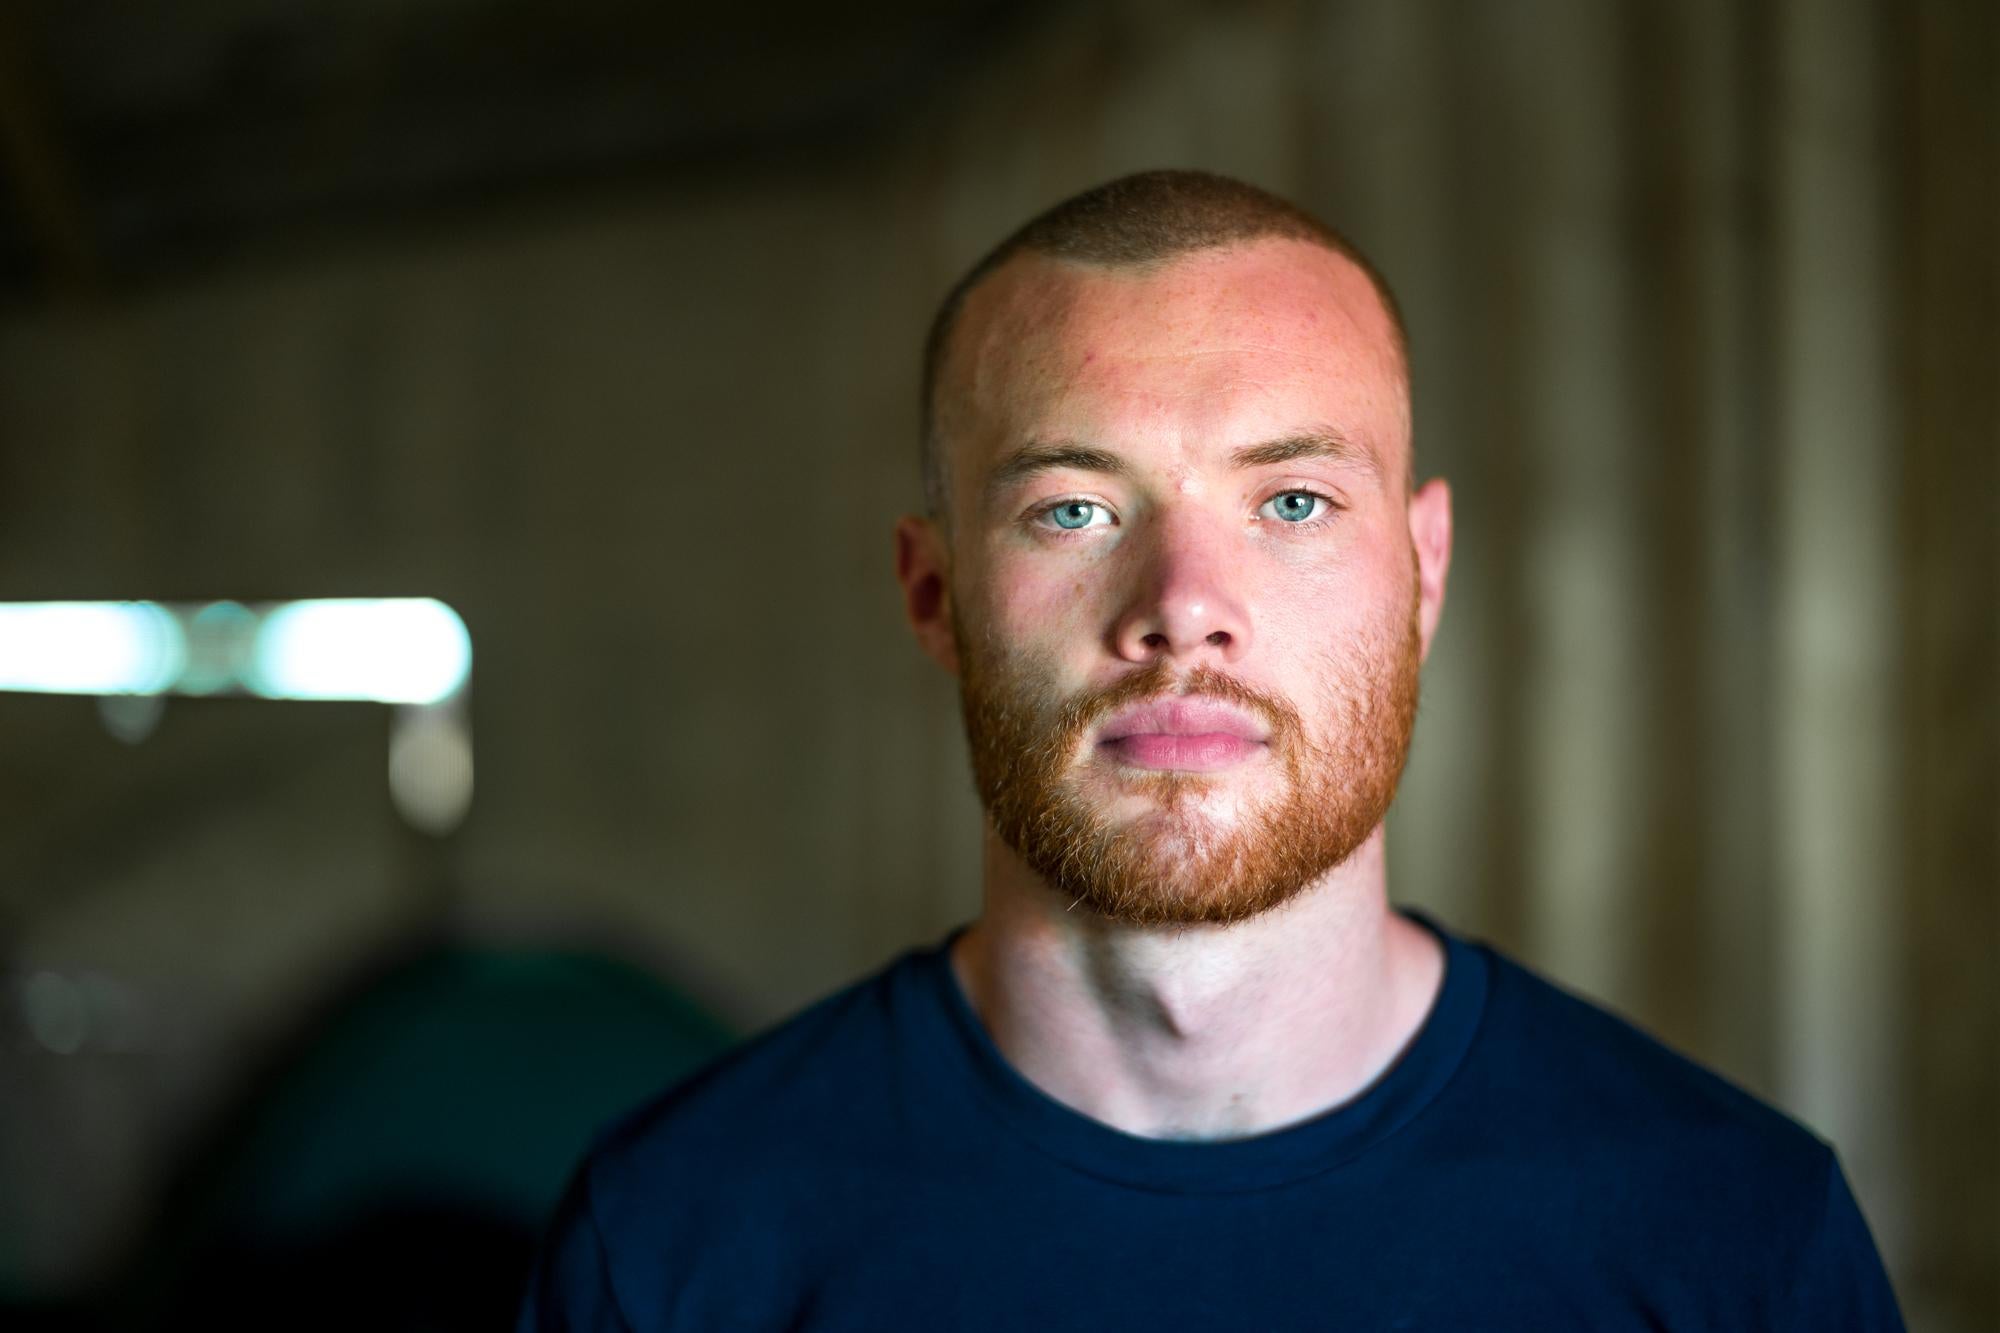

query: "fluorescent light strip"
(247, 599), (471, 705)
(0, 599), (471, 705)
(0, 602), (185, 695)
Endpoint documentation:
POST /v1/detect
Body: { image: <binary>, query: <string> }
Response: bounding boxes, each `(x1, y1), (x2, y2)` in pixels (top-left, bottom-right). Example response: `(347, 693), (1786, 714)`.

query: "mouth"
(1095, 697), (1271, 773)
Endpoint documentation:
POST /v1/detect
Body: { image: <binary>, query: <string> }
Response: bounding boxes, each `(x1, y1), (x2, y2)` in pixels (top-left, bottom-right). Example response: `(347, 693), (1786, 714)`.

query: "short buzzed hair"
(918, 169), (1407, 520)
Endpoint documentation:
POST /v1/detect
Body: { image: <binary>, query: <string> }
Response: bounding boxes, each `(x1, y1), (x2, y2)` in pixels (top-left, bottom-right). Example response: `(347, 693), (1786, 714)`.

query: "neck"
(950, 825), (1444, 1141)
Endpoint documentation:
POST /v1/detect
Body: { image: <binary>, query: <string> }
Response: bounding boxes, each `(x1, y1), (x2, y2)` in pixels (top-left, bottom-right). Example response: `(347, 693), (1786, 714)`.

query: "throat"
(957, 837), (1439, 1143)
(1085, 978), (1311, 1133)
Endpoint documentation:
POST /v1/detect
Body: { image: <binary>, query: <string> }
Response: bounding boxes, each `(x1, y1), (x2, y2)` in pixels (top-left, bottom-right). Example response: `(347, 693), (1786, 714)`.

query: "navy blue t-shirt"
(517, 913), (1904, 1330)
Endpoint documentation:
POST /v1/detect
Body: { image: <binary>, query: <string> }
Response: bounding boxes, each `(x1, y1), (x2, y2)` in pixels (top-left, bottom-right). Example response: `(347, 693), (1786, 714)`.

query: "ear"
(1406, 478), (1452, 663)
(894, 514), (960, 676)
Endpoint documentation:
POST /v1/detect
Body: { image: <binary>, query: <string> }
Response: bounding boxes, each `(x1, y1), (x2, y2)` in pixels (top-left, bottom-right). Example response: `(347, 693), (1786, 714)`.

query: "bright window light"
(0, 602), (186, 694)
(0, 598), (470, 704)
(2, 598), (475, 833)
(248, 599), (471, 705)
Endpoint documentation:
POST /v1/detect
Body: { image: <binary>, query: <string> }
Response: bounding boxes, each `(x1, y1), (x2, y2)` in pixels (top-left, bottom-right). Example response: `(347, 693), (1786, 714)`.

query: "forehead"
(942, 238), (1408, 481)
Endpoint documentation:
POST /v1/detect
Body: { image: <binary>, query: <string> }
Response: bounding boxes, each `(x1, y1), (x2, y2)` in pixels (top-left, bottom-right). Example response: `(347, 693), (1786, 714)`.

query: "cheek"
(957, 576), (1078, 714)
(1262, 534), (1413, 658)
(977, 549), (1113, 650)
(1260, 547), (1374, 638)
(1301, 511), (1414, 603)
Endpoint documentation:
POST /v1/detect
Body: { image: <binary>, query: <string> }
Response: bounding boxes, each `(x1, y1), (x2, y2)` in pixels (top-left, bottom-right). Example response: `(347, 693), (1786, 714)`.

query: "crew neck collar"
(907, 907), (1487, 1195)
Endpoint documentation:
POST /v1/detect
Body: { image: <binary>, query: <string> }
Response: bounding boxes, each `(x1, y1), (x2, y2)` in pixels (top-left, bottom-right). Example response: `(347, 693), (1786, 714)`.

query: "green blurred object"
(202, 945), (735, 1239)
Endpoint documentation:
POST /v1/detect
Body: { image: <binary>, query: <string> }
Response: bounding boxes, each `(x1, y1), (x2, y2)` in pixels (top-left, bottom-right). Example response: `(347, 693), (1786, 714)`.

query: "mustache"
(1049, 660), (1303, 750)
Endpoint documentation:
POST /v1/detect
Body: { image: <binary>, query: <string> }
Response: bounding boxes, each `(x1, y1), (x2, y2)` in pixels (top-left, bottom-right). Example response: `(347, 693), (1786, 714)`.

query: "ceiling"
(0, 0), (1041, 295)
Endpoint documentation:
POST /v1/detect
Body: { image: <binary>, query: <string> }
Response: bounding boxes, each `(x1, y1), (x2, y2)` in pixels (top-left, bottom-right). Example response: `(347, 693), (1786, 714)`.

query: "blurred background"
(0, 0), (1991, 1328)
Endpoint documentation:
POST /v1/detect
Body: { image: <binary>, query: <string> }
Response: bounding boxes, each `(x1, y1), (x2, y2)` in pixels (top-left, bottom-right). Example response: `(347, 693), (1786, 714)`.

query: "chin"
(1101, 806), (1259, 886)
(1091, 767), (1268, 815)
(1119, 816), (1224, 867)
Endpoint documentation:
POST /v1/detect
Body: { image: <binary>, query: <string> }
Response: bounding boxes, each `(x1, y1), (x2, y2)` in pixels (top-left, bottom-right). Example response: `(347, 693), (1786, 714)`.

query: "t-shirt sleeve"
(516, 1166), (636, 1333)
(1787, 1150), (1907, 1332)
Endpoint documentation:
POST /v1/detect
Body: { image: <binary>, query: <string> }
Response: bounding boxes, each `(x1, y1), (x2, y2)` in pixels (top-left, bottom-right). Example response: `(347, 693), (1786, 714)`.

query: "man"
(518, 170), (1904, 1330)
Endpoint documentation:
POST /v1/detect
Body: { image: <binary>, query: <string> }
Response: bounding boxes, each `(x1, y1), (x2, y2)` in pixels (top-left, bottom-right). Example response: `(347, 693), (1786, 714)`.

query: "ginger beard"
(955, 582), (1423, 928)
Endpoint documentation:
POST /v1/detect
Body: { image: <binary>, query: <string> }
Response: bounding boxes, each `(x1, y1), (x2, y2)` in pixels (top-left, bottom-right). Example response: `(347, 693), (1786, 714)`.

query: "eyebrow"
(985, 427), (1380, 504)
(1229, 429), (1382, 480)
(984, 442), (1132, 503)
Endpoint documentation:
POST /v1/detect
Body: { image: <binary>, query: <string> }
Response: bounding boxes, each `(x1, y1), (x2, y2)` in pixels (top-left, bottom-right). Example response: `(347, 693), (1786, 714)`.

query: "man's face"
(907, 238), (1445, 926)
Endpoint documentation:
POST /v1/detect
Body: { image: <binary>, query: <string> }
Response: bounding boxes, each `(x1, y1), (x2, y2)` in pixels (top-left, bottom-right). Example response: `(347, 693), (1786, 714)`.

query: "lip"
(1097, 698), (1271, 744)
(1094, 697), (1271, 773)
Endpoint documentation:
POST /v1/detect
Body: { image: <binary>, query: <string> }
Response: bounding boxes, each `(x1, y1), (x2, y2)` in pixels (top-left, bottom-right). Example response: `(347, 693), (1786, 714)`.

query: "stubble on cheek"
(948, 577), (1422, 928)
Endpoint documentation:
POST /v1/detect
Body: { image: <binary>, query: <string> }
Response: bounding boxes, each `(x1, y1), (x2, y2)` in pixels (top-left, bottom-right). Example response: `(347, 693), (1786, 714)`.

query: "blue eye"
(1046, 501), (1108, 530)
(1262, 491), (1327, 523)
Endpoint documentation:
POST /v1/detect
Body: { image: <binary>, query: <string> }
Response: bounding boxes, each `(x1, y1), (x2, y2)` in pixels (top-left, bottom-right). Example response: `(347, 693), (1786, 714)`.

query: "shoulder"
(1463, 942), (1829, 1176)
(522, 948), (932, 1327)
(584, 949), (915, 1208)
(1441, 940), (1877, 1311)
(1466, 945), (1905, 1326)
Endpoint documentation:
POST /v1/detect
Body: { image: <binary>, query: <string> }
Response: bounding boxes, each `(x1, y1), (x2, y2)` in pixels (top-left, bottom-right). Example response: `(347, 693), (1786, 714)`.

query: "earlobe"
(893, 515), (961, 676)
(1407, 479), (1453, 662)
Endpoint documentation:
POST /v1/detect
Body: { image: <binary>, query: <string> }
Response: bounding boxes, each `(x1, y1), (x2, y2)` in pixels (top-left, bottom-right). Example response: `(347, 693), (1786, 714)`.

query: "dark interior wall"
(0, 1), (1991, 1326)
(0, 168), (990, 1288)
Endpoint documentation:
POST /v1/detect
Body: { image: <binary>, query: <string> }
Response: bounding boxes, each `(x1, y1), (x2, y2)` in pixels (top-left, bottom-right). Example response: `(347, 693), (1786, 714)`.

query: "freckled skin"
(942, 239), (1423, 790)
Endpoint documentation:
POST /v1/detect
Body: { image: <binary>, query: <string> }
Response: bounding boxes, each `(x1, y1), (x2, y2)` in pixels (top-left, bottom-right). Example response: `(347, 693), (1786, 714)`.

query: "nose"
(1109, 513), (1252, 665)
